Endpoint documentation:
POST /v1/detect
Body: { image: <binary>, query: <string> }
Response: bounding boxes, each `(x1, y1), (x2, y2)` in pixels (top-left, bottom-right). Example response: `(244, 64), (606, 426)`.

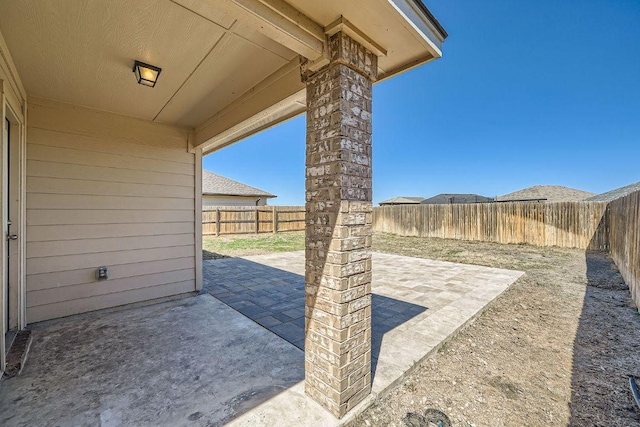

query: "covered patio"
(0, 0), (450, 419)
(0, 252), (522, 426)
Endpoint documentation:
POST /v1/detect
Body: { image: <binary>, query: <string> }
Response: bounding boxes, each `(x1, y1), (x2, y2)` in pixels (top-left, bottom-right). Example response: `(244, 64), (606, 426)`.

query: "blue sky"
(203, 0), (640, 206)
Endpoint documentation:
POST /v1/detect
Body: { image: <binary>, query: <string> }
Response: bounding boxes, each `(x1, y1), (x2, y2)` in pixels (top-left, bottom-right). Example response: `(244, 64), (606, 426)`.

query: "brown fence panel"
(203, 206), (305, 236)
(609, 190), (640, 309)
(202, 209), (219, 236)
(275, 206), (306, 232)
(372, 202), (609, 250)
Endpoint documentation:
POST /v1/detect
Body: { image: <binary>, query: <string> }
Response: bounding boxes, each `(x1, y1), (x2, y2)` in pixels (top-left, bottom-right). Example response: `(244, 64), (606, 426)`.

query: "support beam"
(205, 0), (325, 59)
(303, 31), (377, 419)
(195, 58), (305, 154)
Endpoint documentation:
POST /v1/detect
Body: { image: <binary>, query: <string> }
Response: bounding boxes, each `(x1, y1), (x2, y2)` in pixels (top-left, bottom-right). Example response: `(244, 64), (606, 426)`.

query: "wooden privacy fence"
(608, 190), (640, 309)
(202, 206), (305, 236)
(372, 202), (610, 250)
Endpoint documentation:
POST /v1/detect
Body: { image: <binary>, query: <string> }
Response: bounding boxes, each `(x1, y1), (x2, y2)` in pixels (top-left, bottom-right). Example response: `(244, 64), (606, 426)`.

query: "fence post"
(216, 208), (221, 236)
(255, 207), (259, 234)
(272, 206), (277, 233)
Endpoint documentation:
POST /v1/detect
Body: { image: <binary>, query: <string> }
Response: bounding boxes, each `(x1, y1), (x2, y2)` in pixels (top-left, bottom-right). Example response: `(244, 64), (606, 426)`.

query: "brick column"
(302, 31), (377, 418)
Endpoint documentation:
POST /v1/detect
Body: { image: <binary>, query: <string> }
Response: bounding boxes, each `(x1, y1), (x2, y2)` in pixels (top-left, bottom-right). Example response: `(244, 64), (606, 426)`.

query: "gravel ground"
(345, 234), (640, 427)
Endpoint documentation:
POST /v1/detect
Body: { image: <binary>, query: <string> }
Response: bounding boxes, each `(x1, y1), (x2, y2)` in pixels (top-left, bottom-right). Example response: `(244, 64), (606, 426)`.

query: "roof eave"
(410, 0), (448, 40)
(385, 0), (447, 63)
(203, 193), (277, 198)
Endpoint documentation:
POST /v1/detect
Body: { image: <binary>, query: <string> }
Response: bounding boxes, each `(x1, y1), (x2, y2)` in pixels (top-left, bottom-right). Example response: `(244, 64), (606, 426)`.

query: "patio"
(204, 252), (523, 404)
(0, 252), (522, 426)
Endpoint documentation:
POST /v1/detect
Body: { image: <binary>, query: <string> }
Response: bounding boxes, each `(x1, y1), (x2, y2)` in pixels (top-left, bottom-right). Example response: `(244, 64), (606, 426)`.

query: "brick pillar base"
(303, 31), (377, 419)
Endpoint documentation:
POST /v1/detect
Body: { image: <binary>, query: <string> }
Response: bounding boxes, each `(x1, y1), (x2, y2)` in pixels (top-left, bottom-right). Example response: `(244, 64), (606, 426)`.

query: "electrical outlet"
(96, 266), (108, 280)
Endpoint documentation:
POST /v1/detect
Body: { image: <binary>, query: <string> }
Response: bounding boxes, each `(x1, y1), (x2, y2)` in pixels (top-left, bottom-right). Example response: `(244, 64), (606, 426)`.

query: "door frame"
(1, 80), (27, 371)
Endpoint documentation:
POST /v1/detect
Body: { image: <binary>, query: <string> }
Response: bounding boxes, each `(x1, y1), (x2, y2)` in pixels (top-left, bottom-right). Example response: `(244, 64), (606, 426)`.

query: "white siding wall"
(26, 98), (196, 323)
(202, 195), (267, 207)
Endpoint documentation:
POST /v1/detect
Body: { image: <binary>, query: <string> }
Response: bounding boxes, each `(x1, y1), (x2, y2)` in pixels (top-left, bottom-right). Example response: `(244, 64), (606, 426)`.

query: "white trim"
(194, 146), (203, 291)
(0, 82), (25, 371)
(0, 31), (26, 103)
(13, 100), (27, 330)
(1, 91), (27, 344)
(0, 26), (27, 372)
(388, 0), (444, 58)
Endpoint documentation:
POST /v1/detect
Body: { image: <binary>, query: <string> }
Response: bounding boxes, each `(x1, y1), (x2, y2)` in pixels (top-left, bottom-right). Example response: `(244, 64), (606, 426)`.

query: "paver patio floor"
(203, 251), (524, 409)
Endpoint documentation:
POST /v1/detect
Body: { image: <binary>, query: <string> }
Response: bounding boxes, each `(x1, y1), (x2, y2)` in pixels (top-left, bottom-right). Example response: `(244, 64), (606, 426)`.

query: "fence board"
(609, 190), (640, 310)
(372, 202), (610, 250)
(202, 206), (304, 236)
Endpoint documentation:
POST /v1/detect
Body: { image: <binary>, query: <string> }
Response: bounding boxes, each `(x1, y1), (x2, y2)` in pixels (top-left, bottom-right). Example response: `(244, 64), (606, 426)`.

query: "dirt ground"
(345, 234), (640, 427)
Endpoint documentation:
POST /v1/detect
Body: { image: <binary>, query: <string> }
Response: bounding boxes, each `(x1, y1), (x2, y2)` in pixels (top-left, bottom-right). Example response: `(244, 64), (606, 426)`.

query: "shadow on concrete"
(370, 293), (426, 377)
(203, 258), (426, 384)
(567, 216), (640, 425)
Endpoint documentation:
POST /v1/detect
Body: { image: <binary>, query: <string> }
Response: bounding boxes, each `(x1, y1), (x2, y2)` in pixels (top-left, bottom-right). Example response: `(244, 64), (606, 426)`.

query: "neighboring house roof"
(379, 197), (425, 205)
(497, 185), (595, 203)
(585, 181), (640, 202)
(421, 194), (494, 204)
(202, 171), (276, 198)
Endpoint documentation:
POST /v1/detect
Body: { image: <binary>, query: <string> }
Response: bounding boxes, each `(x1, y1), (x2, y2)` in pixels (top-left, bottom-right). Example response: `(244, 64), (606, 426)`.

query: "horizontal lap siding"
(26, 98), (196, 323)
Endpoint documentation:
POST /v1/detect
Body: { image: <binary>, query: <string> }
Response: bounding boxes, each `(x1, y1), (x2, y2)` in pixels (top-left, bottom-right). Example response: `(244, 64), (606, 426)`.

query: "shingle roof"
(585, 181), (640, 202)
(421, 194), (494, 204)
(379, 197), (425, 205)
(202, 171), (275, 198)
(497, 185), (594, 202)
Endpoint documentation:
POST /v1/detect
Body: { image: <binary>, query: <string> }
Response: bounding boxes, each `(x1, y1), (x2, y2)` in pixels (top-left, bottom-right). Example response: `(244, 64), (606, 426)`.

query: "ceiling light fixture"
(133, 60), (162, 87)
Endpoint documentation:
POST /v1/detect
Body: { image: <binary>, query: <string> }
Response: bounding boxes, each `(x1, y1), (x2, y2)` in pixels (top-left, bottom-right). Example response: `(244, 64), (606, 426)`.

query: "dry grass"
(202, 231), (304, 259)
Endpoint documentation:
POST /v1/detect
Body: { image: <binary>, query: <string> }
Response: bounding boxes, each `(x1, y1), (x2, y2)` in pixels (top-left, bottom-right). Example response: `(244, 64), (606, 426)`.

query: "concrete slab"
(0, 294), (335, 426)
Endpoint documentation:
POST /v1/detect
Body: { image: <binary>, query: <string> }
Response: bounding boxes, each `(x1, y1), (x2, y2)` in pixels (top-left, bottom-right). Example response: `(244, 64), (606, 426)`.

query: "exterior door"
(2, 117), (7, 336)
(3, 117), (8, 336)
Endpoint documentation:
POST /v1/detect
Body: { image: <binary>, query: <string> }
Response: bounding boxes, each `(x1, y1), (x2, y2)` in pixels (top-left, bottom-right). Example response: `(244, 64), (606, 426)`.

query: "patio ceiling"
(0, 0), (445, 153)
